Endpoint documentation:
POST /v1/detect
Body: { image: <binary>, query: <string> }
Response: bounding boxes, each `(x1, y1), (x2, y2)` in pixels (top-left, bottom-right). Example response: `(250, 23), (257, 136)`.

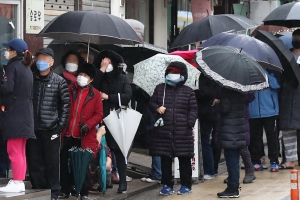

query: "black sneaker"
(217, 187), (239, 198)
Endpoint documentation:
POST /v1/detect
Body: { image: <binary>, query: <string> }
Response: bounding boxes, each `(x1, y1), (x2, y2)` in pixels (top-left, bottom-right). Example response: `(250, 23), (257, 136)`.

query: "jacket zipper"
(258, 92), (261, 117)
(171, 87), (176, 157)
(37, 82), (45, 125)
(71, 89), (83, 137)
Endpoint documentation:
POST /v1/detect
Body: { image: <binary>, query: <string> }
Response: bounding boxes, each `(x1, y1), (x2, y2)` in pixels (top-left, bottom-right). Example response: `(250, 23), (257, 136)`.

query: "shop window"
(0, 4), (18, 65)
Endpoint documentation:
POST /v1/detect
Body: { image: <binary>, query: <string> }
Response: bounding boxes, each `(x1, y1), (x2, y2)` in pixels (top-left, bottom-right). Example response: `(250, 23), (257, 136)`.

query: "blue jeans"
(224, 149), (240, 189)
(0, 147), (8, 178)
(151, 156), (161, 180)
(200, 122), (215, 176)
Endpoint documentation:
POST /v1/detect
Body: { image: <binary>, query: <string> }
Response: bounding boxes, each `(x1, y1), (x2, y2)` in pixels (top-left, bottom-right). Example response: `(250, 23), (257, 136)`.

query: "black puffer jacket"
(149, 62), (198, 158)
(219, 88), (247, 149)
(33, 71), (70, 133)
(279, 81), (300, 130)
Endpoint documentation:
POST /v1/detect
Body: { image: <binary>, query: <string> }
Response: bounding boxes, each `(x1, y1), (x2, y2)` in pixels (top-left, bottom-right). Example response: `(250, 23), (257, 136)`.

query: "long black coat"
(0, 57), (35, 141)
(279, 81), (300, 130)
(149, 63), (198, 158)
(95, 69), (132, 150)
(219, 88), (247, 149)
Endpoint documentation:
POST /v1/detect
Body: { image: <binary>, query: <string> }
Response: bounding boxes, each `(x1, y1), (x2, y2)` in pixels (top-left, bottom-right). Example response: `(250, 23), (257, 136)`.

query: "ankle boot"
(243, 167), (256, 184)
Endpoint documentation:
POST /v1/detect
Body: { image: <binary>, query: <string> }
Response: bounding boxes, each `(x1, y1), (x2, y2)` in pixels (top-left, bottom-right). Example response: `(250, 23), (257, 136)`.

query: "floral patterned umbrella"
(133, 54), (200, 96)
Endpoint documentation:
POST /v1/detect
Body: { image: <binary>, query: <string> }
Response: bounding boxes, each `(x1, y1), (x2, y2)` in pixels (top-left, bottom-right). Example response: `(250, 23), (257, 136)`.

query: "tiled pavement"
(163, 166), (295, 200)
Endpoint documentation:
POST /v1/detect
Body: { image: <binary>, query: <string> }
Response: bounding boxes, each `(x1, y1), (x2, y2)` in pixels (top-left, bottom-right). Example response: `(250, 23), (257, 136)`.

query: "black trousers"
(113, 150), (127, 185)
(27, 130), (60, 199)
(249, 116), (279, 164)
(161, 156), (192, 188)
(60, 136), (91, 196)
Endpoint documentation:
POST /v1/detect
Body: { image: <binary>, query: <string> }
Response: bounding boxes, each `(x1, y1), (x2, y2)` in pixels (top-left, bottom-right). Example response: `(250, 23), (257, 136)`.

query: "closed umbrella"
(99, 135), (107, 195)
(133, 54), (200, 96)
(170, 14), (258, 49)
(69, 147), (94, 199)
(263, 2), (300, 28)
(201, 33), (283, 72)
(195, 46), (269, 93)
(255, 30), (300, 86)
(38, 11), (141, 45)
(103, 94), (142, 163)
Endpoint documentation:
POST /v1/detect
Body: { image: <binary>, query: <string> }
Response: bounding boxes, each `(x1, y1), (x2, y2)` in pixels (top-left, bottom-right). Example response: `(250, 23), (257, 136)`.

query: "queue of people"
(0, 28), (300, 200)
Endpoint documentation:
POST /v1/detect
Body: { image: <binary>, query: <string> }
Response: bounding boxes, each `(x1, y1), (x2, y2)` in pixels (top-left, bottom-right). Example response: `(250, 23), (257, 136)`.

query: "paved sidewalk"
(163, 165), (295, 200)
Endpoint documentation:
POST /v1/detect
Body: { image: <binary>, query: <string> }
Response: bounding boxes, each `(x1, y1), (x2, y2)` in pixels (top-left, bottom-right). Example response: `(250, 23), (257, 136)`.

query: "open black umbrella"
(201, 33), (283, 72)
(96, 43), (168, 72)
(170, 14), (258, 49)
(195, 46), (269, 93)
(38, 11), (141, 45)
(263, 2), (300, 28)
(255, 30), (300, 86)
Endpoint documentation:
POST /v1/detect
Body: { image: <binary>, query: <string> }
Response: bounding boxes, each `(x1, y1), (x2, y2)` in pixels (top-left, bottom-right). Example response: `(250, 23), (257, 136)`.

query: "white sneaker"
(126, 176), (133, 182)
(203, 175), (215, 180)
(0, 180), (25, 193)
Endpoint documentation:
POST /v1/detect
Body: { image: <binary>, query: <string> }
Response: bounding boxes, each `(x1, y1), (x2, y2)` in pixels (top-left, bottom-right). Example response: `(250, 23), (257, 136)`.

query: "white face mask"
(65, 63), (78, 73)
(77, 75), (89, 87)
(4, 51), (10, 60)
(166, 74), (180, 80)
(106, 64), (113, 73)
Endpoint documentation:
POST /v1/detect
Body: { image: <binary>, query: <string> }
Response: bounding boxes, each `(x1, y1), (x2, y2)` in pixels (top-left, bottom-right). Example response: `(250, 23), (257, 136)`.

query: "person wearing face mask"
(26, 48), (70, 200)
(60, 50), (85, 95)
(278, 29), (300, 170)
(0, 38), (35, 193)
(93, 50), (132, 193)
(59, 63), (103, 200)
(149, 62), (198, 196)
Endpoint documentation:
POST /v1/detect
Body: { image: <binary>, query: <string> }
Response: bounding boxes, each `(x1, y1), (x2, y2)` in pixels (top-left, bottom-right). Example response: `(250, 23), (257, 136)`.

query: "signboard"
(174, 119), (199, 179)
(191, 0), (212, 22)
(26, 0), (44, 34)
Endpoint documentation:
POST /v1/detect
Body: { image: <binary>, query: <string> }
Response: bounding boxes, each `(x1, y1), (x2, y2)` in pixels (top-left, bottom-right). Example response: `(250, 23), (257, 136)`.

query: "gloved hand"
(80, 124), (89, 135)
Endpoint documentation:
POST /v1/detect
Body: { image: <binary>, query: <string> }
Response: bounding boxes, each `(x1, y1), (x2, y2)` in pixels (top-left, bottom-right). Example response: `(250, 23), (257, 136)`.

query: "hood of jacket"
(165, 61), (188, 86)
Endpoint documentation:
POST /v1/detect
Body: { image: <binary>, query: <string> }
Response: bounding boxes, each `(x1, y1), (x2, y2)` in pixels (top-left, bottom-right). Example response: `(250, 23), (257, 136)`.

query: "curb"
(105, 183), (161, 200)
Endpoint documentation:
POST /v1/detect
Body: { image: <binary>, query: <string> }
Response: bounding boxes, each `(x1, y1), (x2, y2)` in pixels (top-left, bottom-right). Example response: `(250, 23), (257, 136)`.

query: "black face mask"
(292, 40), (300, 49)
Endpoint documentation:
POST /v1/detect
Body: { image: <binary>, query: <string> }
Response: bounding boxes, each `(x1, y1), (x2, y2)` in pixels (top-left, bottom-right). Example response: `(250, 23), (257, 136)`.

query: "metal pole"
(198, 120), (204, 182)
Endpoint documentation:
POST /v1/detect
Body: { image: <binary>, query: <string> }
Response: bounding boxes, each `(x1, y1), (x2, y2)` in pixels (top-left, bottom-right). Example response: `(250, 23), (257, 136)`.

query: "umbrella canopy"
(279, 35), (293, 49)
(170, 14), (258, 49)
(169, 50), (198, 68)
(91, 42), (168, 73)
(133, 54), (201, 96)
(69, 147), (94, 199)
(38, 11), (141, 45)
(47, 40), (100, 69)
(263, 2), (300, 28)
(255, 30), (300, 86)
(195, 46), (269, 93)
(201, 33), (283, 72)
(99, 135), (107, 195)
(251, 24), (288, 36)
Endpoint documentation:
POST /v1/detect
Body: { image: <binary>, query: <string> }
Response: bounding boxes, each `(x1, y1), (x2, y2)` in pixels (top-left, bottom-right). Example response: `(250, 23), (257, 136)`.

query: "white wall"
(250, 1), (280, 24)
(154, 0), (168, 49)
(110, 0), (125, 19)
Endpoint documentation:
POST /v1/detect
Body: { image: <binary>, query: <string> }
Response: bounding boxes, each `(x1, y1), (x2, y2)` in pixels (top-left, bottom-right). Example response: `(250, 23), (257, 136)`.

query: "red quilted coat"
(62, 83), (103, 155)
